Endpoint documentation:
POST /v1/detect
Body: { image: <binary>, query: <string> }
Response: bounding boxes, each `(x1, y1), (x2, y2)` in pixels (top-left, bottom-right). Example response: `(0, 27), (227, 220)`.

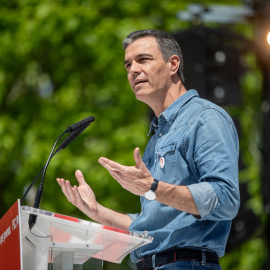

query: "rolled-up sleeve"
(185, 107), (240, 220)
(188, 182), (218, 218)
(127, 213), (140, 221)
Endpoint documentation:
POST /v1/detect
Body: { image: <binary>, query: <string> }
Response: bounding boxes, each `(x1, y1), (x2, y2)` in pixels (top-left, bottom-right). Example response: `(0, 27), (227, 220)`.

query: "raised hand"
(56, 170), (98, 219)
(98, 147), (153, 196)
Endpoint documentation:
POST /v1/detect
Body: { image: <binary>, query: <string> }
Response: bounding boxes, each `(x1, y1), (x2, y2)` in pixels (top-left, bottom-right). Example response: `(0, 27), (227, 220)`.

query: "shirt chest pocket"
(155, 143), (176, 184)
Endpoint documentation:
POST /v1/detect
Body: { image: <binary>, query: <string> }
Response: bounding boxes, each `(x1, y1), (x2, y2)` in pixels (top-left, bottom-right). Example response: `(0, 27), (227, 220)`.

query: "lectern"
(0, 200), (153, 270)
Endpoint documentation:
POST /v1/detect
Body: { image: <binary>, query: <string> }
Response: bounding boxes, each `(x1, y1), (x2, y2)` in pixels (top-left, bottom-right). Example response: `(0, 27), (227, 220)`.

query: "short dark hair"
(123, 29), (184, 83)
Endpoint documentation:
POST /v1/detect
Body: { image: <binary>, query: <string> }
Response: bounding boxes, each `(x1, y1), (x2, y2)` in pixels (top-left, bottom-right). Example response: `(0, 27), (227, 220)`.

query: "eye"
(140, 57), (149, 61)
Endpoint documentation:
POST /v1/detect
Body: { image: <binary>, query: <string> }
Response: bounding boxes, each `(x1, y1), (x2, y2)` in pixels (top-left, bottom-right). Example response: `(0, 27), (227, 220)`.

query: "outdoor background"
(0, 0), (269, 269)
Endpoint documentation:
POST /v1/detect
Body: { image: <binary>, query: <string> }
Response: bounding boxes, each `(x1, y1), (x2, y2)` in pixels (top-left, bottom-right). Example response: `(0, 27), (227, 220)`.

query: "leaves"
(0, 0), (265, 269)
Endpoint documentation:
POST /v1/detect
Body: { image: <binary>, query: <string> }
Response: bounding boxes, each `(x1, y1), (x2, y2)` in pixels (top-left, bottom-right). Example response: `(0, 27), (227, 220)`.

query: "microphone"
(22, 116), (95, 206)
(56, 125), (90, 152)
(66, 116), (95, 132)
(26, 116), (95, 230)
(56, 116), (95, 152)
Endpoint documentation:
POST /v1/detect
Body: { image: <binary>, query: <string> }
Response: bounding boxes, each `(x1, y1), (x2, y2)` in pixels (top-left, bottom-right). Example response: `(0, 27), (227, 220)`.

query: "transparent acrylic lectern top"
(20, 206), (153, 270)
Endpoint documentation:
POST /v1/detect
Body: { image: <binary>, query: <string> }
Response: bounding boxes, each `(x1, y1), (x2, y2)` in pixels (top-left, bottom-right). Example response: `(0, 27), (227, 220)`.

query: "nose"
(129, 61), (141, 75)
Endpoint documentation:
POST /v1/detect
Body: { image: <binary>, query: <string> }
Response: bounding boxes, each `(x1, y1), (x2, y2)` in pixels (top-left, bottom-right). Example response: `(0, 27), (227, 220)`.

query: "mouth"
(133, 79), (148, 88)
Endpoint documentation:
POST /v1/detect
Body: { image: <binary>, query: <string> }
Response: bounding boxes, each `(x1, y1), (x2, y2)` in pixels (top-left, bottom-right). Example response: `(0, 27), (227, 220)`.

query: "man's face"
(124, 37), (172, 104)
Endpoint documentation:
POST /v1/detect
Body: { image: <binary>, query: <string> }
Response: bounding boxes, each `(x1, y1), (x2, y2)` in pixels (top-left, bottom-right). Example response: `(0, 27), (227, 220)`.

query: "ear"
(169, 55), (180, 76)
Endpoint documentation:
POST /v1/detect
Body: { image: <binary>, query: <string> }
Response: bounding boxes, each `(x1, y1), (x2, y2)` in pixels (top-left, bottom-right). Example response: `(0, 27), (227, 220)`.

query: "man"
(57, 29), (240, 270)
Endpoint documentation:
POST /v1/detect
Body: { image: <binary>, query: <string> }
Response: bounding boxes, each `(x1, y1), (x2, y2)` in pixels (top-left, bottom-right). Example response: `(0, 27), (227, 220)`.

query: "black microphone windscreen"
(59, 125), (88, 150)
(67, 116), (95, 132)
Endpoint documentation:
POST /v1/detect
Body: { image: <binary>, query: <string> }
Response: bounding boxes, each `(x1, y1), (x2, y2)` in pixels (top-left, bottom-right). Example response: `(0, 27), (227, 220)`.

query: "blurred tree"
(0, 0), (266, 269)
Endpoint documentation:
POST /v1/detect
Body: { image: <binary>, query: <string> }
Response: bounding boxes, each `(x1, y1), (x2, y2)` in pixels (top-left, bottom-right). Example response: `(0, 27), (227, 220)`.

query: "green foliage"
(0, 0), (266, 269)
(220, 237), (267, 270)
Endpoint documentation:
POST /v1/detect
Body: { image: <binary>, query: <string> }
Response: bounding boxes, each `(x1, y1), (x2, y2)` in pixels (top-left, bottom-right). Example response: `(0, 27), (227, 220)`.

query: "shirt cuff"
(187, 182), (219, 218)
(127, 213), (139, 222)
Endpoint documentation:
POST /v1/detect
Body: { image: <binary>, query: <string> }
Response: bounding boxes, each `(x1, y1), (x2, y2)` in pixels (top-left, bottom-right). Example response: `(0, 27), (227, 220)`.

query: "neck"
(151, 81), (187, 117)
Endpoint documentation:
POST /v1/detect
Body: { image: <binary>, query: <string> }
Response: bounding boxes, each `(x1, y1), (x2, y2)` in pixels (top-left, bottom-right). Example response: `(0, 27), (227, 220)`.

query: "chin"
(134, 94), (151, 105)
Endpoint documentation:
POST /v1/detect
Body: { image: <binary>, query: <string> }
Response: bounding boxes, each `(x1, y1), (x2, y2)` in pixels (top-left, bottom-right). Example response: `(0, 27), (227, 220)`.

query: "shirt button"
(159, 133), (162, 136)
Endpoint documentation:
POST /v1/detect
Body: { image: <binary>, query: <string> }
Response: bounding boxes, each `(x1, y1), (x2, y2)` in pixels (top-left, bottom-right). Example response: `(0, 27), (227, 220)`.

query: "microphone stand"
(28, 130), (69, 230)
(25, 116), (95, 230)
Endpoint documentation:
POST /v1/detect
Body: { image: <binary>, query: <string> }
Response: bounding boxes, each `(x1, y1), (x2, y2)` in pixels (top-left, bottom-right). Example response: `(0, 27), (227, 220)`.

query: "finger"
(56, 178), (63, 186)
(57, 179), (73, 201)
(98, 158), (126, 183)
(64, 180), (76, 202)
(57, 178), (68, 190)
(134, 147), (142, 169)
(75, 170), (86, 185)
(57, 178), (72, 190)
(103, 166), (122, 181)
(98, 157), (126, 171)
(110, 170), (123, 183)
(72, 185), (83, 205)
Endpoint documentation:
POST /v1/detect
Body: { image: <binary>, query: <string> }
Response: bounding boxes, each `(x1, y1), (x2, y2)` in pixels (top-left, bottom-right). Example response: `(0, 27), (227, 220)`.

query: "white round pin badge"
(160, 157), (165, 168)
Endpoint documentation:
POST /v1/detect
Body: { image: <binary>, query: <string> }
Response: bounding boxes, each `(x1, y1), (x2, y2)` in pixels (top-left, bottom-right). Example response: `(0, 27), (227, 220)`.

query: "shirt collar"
(148, 89), (199, 136)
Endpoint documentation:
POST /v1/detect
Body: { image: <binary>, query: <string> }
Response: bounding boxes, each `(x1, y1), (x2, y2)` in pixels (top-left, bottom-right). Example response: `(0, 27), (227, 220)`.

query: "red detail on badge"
(160, 157), (165, 168)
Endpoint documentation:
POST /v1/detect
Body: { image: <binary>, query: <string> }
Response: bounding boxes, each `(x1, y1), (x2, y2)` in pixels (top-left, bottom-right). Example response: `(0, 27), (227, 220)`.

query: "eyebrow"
(124, 53), (154, 66)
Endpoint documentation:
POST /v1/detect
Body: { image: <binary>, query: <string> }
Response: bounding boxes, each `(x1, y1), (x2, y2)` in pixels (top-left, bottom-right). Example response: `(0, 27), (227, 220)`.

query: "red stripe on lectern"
(102, 225), (130, 235)
(54, 213), (79, 222)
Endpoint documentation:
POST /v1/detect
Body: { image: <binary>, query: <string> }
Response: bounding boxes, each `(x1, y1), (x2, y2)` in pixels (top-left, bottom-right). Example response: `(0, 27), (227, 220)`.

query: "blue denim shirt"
(128, 90), (240, 262)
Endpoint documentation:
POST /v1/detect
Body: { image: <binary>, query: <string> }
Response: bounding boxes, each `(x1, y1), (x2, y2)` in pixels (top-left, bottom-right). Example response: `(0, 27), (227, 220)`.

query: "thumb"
(134, 147), (142, 169)
(75, 170), (86, 185)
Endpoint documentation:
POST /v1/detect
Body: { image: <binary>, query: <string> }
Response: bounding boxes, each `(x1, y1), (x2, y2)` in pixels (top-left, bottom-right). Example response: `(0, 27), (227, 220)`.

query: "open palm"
(57, 170), (98, 219)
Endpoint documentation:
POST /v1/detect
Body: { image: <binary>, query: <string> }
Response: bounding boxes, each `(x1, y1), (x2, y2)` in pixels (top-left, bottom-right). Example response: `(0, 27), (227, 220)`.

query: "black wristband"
(150, 179), (159, 192)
